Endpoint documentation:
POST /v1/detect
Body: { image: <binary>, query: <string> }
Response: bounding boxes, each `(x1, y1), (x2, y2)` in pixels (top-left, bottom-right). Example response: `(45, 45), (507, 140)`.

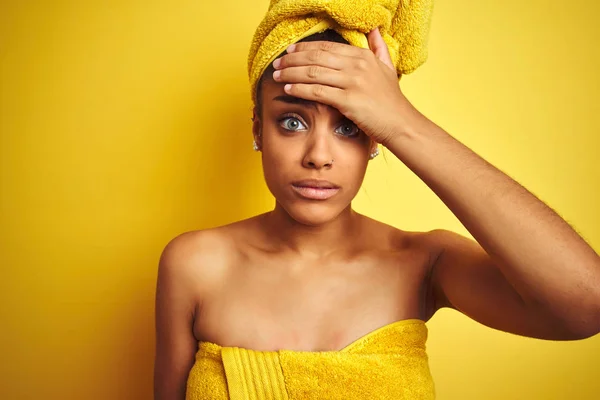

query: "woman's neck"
(261, 203), (364, 258)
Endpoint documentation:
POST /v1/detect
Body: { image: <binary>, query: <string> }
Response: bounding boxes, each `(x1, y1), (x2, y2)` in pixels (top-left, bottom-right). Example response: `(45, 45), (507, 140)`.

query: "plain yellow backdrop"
(1, 1), (599, 399)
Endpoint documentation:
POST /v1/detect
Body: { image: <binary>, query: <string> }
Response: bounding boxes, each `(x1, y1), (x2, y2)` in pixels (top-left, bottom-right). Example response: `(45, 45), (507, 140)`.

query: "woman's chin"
(283, 202), (347, 227)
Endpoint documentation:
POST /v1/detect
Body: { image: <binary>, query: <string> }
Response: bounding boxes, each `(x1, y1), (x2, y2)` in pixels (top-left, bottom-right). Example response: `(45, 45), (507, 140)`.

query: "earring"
(253, 140), (260, 151)
(369, 148), (379, 160)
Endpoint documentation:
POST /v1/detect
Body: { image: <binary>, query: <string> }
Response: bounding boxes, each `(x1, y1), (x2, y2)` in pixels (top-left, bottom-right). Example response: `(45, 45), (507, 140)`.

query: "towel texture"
(247, 0), (434, 104)
(186, 319), (435, 399)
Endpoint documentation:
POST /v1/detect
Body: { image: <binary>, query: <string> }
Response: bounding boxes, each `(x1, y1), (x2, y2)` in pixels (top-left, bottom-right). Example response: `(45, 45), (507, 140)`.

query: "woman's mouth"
(291, 180), (340, 200)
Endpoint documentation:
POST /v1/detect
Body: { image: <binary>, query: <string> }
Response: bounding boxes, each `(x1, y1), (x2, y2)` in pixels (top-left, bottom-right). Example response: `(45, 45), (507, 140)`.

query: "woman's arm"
(154, 234), (199, 400)
(388, 105), (600, 339)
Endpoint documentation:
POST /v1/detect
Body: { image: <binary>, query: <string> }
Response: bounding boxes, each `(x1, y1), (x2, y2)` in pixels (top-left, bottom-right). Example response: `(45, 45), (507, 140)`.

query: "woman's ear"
(369, 140), (378, 155)
(252, 107), (262, 150)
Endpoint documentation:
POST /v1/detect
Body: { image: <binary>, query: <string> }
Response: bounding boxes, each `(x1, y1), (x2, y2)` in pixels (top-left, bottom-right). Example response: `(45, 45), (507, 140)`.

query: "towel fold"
(186, 319), (436, 399)
(247, 0), (435, 104)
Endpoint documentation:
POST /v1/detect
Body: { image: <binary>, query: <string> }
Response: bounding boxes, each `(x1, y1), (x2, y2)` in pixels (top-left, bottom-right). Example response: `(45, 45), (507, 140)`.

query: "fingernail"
(273, 58), (281, 69)
(286, 44), (296, 53)
(273, 70), (281, 80)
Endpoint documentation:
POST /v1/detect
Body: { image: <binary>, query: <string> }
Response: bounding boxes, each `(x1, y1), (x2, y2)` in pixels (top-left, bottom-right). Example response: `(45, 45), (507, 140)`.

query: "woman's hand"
(272, 27), (414, 146)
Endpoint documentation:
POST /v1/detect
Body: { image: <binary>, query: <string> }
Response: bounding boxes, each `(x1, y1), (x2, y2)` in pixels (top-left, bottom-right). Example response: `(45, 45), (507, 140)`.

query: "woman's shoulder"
(156, 220), (250, 290)
(160, 229), (231, 266)
(357, 214), (433, 252)
(158, 215), (265, 278)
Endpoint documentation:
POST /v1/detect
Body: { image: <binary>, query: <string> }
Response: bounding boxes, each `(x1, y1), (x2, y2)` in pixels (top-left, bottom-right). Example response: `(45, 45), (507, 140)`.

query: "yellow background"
(1, 1), (599, 398)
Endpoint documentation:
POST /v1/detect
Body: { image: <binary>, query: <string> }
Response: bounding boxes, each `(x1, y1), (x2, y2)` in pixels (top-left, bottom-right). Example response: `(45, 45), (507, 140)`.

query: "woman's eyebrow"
(272, 95), (318, 110)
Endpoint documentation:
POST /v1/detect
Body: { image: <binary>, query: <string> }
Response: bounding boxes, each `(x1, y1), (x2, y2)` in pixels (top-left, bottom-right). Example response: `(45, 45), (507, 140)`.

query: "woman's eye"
(278, 116), (359, 137)
(336, 123), (360, 137)
(279, 117), (306, 131)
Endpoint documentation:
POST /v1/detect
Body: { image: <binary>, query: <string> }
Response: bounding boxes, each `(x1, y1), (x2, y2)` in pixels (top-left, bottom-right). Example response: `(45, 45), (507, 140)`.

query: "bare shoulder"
(157, 216), (264, 294)
(357, 215), (436, 276)
(160, 228), (234, 271)
(358, 214), (433, 254)
(414, 228), (471, 262)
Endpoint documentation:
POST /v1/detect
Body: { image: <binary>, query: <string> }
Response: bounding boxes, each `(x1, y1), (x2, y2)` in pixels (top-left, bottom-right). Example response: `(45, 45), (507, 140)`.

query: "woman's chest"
(194, 252), (431, 351)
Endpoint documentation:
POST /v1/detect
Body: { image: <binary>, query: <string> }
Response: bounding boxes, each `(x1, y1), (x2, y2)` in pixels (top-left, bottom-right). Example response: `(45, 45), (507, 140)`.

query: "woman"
(154, 22), (600, 400)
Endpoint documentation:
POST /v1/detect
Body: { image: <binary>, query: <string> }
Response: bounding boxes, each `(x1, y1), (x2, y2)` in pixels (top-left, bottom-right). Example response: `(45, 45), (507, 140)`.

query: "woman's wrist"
(381, 98), (430, 151)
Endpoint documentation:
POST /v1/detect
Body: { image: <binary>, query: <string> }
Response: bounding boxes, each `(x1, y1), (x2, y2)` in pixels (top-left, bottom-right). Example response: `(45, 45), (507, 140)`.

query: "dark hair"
(254, 29), (350, 119)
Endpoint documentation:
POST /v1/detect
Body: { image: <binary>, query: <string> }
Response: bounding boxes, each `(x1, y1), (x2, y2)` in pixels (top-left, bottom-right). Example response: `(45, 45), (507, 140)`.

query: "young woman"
(154, 28), (600, 399)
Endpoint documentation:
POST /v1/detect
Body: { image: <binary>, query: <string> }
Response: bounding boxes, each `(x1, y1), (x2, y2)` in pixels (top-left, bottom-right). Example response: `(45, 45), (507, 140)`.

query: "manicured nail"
(286, 44), (296, 53)
(273, 58), (281, 68)
(273, 70), (281, 80)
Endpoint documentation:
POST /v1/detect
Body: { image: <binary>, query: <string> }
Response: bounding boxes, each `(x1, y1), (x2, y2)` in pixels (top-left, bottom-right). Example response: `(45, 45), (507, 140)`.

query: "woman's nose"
(302, 133), (334, 170)
(305, 158), (333, 169)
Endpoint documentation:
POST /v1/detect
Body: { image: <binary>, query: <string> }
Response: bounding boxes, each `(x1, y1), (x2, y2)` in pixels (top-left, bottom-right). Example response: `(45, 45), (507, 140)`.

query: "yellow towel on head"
(247, 0), (435, 104)
(186, 319), (436, 399)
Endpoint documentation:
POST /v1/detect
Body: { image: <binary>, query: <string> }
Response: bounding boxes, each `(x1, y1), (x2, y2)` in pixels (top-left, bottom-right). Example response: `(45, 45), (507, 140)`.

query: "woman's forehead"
(262, 81), (338, 114)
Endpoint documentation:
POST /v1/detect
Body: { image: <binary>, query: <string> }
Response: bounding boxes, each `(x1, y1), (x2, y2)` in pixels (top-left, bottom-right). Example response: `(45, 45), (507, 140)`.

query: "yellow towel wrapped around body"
(186, 319), (435, 399)
(248, 0), (434, 104)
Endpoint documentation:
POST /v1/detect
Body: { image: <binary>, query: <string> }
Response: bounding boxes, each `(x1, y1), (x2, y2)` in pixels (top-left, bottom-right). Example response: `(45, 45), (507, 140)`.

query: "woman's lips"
(291, 185), (340, 200)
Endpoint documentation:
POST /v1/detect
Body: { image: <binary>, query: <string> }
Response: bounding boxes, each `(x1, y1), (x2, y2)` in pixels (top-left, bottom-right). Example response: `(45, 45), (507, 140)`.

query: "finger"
(274, 49), (349, 71)
(367, 28), (394, 71)
(274, 65), (351, 89)
(283, 83), (346, 110)
(287, 40), (363, 58)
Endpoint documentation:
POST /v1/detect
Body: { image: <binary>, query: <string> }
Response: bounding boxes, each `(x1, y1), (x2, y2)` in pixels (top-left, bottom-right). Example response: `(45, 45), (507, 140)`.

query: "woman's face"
(253, 78), (377, 226)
